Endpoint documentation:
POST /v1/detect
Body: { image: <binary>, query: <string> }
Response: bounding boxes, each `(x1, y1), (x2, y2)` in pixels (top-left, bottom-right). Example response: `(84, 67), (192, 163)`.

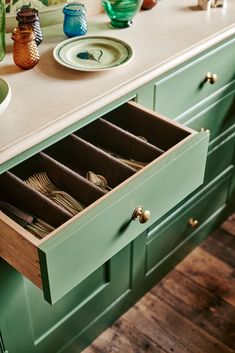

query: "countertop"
(0, 0), (234, 166)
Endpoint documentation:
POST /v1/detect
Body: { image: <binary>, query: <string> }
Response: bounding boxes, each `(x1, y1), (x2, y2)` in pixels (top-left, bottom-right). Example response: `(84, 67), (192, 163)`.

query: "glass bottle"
(0, 0), (5, 61)
(11, 26), (40, 70)
(63, 3), (87, 38)
(16, 8), (43, 45)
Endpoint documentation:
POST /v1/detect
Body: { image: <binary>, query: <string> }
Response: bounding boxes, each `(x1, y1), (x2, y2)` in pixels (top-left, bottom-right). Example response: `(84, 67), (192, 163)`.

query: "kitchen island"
(0, 1), (234, 352)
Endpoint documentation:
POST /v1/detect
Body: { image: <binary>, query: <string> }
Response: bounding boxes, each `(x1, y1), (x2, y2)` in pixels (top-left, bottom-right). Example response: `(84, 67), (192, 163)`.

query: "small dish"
(0, 78), (11, 115)
(53, 36), (134, 71)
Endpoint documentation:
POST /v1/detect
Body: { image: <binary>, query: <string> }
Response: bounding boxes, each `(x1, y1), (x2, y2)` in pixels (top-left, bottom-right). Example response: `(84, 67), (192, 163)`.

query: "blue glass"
(63, 3), (87, 38)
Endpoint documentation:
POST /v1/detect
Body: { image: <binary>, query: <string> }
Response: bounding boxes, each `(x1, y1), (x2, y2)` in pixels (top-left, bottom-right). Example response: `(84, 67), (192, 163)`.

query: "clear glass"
(11, 27), (39, 70)
(102, 0), (143, 28)
(0, 0), (5, 61)
(63, 3), (87, 38)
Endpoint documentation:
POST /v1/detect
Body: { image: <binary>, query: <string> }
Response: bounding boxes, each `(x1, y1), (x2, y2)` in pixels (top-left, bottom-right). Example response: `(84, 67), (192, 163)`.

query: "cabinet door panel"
(184, 92), (235, 143)
(0, 244), (132, 353)
(154, 38), (235, 119)
(145, 169), (231, 274)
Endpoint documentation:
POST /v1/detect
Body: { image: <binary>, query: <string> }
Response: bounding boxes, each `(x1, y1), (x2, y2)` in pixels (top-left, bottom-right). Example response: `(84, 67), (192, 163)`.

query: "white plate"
(53, 36), (134, 71)
(0, 78), (11, 115)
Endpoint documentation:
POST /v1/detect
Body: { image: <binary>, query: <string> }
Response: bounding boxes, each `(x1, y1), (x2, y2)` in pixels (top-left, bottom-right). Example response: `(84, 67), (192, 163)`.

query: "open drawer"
(0, 101), (209, 304)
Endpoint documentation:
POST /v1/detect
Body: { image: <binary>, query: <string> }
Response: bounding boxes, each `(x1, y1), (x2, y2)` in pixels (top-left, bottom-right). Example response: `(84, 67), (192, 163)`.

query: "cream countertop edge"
(0, 0), (235, 165)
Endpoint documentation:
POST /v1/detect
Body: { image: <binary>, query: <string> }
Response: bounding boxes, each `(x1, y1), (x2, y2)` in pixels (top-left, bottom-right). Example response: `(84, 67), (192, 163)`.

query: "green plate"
(53, 36), (134, 71)
(0, 78), (11, 114)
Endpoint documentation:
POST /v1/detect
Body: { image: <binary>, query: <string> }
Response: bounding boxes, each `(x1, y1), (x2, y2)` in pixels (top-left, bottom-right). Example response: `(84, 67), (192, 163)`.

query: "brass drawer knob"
(205, 72), (218, 84)
(188, 218), (199, 228)
(200, 127), (210, 133)
(132, 206), (151, 224)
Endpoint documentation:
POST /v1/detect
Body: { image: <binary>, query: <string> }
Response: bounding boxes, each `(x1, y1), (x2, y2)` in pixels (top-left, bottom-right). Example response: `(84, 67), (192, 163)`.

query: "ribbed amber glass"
(11, 27), (39, 70)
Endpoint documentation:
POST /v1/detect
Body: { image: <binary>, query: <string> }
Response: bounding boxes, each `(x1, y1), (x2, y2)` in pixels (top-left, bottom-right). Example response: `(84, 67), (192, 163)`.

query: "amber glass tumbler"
(11, 27), (39, 70)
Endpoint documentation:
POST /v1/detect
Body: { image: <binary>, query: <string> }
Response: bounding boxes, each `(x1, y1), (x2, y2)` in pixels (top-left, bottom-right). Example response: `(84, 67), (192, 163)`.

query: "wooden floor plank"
(221, 214), (235, 237)
(200, 229), (235, 268)
(175, 246), (235, 307)
(84, 318), (167, 353)
(151, 269), (235, 350)
(124, 292), (234, 353)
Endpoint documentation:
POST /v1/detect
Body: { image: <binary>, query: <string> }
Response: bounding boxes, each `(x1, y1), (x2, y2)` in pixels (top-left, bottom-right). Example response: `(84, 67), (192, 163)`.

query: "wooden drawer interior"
(0, 102), (190, 239)
(0, 101), (207, 303)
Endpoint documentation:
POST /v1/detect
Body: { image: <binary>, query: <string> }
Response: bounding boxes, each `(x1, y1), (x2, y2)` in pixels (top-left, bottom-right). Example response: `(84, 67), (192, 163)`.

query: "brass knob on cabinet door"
(188, 218), (199, 228)
(205, 72), (218, 84)
(132, 206), (151, 224)
(200, 127), (210, 133)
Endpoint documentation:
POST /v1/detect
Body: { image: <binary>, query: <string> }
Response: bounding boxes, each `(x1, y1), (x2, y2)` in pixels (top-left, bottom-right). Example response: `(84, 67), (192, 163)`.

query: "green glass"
(0, 0), (5, 61)
(102, 0), (143, 28)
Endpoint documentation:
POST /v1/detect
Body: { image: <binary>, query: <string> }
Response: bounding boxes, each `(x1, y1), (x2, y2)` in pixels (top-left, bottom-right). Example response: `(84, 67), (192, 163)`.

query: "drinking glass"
(102, 0), (143, 28)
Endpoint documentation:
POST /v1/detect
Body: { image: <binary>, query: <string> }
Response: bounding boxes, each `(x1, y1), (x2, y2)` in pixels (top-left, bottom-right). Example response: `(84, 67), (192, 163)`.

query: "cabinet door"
(0, 243), (132, 353)
(0, 259), (36, 353)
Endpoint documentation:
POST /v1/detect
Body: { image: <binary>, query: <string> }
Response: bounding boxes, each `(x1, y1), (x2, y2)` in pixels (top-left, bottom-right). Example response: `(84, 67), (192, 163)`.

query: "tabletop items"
(141, 0), (158, 10)
(11, 26), (40, 70)
(198, 0), (227, 9)
(16, 7), (43, 45)
(11, 7), (42, 69)
(63, 3), (87, 38)
(101, 0), (143, 28)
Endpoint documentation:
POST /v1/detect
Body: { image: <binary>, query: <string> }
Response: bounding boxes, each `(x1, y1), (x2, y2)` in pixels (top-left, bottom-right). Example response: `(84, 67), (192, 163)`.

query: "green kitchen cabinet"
(0, 243), (136, 353)
(0, 20), (234, 353)
(153, 36), (235, 120)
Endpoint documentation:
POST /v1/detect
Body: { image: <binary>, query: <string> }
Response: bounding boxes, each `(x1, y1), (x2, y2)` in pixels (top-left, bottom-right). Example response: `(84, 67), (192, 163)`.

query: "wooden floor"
(84, 214), (235, 353)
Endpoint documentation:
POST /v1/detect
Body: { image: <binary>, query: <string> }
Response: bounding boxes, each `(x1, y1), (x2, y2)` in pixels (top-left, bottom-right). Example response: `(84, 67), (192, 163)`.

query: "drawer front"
(145, 169), (232, 274)
(0, 102), (209, 304)
(154, 38), (235, 119)
(39, 131), (208, 303)
(184, 91), (235, 143)
(204, 129), (235, 185)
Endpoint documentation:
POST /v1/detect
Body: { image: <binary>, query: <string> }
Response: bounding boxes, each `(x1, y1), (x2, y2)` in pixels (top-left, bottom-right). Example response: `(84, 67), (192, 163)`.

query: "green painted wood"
(154, 37), (235, 119)
(38, 131), (209, 304)
(136, 82), (155, 110)
(204, 128), (235, 184)
(32, 244), (131, 353)
(145, 169), (231, 273)
(0, 260), (36, 353)
(0, 244), (132, 353)
(185, 91), (235, 143)
(0, 31), (234, 353)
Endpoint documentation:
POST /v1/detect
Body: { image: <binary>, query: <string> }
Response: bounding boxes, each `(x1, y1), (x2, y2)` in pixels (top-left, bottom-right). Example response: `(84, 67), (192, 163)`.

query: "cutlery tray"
(0, 101), (209, 303)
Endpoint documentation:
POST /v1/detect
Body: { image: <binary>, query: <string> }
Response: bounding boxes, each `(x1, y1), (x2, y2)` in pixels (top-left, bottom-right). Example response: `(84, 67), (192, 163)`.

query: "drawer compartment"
(0, 101), (209, 304)
(154, 38), (235, 119)
(145, 169), (231, 274)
